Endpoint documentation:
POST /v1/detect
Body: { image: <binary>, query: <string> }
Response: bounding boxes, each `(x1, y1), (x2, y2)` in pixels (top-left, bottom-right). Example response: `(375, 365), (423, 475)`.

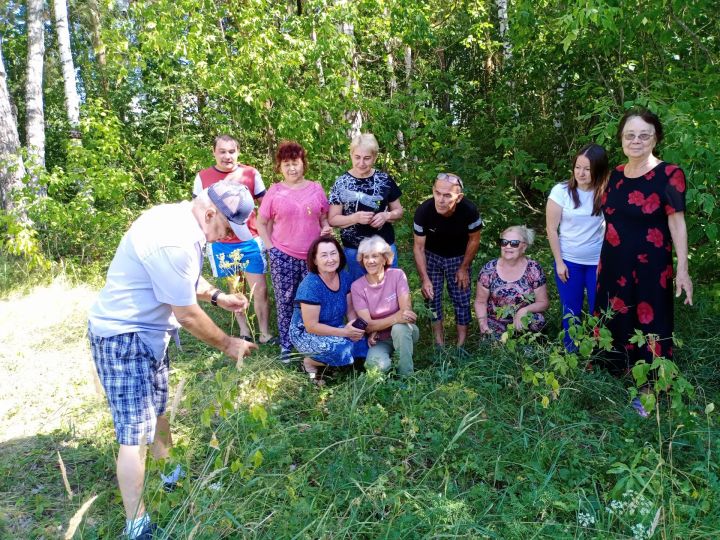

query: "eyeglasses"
(498, 239), (524, 248)
(436, 173), (464, 189)
(622, 132), (655, 142)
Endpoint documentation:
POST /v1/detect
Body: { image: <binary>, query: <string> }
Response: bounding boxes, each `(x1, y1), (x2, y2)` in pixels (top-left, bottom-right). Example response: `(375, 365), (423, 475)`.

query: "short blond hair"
(350, 133), (379, 156)
(503, 225), (535, 246)
(357, 235), (394, 268)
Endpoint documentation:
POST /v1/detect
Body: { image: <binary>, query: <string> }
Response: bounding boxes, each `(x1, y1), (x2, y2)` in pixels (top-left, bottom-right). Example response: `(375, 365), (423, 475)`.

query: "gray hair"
(356, 235), (394, 268)
(350, 133), (379, 156)
(503, 225), (535, 246)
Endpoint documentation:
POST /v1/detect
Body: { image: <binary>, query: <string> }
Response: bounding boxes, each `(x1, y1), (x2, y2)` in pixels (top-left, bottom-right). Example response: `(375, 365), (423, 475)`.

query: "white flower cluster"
(605, 490), (656, 539)
(630, 522), (652, 539)
(577, 511), (595, 528)
(605, 489), (654, 517)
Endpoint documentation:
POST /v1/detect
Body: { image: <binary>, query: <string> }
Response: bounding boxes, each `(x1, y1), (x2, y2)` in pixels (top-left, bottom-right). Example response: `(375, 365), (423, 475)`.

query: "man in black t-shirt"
(413, 173), (483, 348)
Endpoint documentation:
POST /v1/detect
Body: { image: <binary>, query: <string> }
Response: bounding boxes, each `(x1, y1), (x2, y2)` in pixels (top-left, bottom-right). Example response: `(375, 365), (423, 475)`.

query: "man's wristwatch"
(211, 290), (222, 306)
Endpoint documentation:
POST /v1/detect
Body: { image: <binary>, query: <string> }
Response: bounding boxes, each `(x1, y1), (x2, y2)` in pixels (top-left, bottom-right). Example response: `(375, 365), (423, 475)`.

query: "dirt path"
(0, 279), (103, 443)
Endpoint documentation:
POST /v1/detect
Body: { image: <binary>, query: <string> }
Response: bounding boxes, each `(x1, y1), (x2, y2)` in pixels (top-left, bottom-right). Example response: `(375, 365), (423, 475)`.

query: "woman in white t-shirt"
(546, 143), (609, 351)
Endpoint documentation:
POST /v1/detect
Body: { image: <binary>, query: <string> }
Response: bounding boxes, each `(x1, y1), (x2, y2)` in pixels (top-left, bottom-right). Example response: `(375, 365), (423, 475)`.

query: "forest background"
(0, 0), (719, 539)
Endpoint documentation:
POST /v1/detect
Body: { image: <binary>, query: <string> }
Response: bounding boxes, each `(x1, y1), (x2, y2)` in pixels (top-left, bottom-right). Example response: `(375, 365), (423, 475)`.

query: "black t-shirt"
(328, 170), (402, 248)
(413, 198), (483, 258)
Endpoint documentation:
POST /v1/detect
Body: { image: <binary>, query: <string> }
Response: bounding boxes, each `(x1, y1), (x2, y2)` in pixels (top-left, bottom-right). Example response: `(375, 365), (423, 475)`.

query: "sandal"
(240, 335), (255, 343)
(307, 371), (326, 386)
(259, 335), (280, 346)
(302, 358), (326, 386)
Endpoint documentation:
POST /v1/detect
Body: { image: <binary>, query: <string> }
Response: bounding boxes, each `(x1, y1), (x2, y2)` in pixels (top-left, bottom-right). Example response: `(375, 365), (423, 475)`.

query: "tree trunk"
(25, 0), (46, 181)
(404, 45), (412, 88)
(496, 0), (512, 60)
(53, 0), (81, 140)
(311, 25), (325, 87)
(0, 42), (27, 213)
(385, 32), (407, 172)
(337, 0), (362, 138)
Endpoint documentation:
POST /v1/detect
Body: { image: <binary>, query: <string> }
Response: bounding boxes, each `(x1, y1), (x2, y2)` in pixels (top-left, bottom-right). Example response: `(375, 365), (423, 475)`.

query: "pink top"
(258, 181), (329, 260)
(351, 268), (410, 340)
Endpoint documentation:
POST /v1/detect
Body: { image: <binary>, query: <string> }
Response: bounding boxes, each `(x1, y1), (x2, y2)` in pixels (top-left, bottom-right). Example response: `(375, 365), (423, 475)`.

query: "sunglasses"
(498, 239), (524, 248)
(436, 173), (464, 189)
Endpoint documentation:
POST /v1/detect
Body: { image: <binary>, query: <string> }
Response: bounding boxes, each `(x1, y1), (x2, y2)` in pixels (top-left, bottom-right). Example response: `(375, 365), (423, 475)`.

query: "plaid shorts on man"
(426, 250), (472, 326)
(89, 329), (169, 446)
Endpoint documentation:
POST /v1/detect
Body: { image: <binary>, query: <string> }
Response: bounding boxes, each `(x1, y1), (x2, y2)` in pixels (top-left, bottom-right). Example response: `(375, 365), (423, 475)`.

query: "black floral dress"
(595, 162), (686, 373)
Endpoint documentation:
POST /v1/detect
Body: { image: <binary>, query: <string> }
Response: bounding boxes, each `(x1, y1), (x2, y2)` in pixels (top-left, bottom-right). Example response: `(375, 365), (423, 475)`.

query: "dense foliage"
(1, 1), (719, 538)
(1, 0), (719, 275)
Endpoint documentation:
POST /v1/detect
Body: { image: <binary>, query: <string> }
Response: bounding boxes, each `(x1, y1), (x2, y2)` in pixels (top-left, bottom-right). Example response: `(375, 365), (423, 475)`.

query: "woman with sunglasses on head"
(594, 108), (692, 407)
(546, 144), (609, 351)
(474, 226), (549, 337)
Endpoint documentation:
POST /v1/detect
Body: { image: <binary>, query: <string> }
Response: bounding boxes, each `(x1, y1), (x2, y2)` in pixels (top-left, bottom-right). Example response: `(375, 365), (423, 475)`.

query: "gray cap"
(207, 179), (255, 241)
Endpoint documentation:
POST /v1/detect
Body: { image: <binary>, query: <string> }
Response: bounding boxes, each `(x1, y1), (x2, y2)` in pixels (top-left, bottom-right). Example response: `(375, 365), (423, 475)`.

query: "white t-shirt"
(548, 183), (605, 265)
(88, 202), (206, 359)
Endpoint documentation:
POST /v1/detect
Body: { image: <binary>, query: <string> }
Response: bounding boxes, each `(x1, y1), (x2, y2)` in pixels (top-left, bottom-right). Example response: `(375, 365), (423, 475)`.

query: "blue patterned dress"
(290, 271), (368, 365)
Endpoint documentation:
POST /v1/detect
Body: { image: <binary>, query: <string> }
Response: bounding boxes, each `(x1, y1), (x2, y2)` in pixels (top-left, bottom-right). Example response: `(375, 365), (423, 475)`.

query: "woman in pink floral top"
(474, 225), (549, 337)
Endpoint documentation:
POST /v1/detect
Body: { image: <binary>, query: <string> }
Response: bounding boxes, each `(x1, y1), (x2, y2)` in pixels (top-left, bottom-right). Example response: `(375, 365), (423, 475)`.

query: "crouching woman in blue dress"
(290, 235), (368, 383)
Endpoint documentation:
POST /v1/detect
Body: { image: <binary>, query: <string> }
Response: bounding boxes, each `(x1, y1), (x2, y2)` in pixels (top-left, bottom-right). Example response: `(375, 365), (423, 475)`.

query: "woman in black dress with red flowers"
(596, 108), (693, 379)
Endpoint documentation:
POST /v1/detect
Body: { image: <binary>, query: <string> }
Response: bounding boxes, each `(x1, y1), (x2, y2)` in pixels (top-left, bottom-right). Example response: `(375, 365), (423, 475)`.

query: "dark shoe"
(240, 335), (255, 343)
(133, 522), (161, 540)
(259, 335), (280, 345)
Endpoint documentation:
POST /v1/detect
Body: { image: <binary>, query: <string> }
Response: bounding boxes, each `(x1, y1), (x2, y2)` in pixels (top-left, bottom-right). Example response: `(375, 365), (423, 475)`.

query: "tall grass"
(1, 261), (717, 539)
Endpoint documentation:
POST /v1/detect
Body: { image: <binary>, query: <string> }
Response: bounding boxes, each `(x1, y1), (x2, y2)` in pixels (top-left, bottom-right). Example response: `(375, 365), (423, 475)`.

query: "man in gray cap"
(88, 179), (257, 539)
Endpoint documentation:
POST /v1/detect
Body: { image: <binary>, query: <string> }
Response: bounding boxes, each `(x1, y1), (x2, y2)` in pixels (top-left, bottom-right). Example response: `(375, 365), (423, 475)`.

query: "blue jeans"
(554, 259), (597, 352)
(344, 243), (399, 282)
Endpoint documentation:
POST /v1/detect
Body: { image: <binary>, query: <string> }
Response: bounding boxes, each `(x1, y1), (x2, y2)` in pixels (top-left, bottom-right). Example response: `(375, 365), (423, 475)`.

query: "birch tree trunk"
(53, 0), (81, 140)
(25, 0), (47, 180)
(0, 42), (27, 213)
(337, 0), (362, 138)
(384, 32), (407, 172)
(496, 0), (512, 59)
(86, 0), (108, 94)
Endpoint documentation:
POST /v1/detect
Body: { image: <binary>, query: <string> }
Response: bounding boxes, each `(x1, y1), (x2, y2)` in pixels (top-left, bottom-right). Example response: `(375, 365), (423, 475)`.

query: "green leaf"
(252, 450), (264, 468)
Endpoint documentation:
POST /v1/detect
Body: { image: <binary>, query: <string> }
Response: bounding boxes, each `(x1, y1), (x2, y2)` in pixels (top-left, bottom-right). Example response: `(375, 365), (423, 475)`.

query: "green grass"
(1, 259), (718, 539)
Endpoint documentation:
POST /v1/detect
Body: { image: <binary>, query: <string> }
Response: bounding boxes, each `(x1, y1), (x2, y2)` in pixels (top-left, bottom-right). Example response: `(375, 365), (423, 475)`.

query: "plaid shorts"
(426, 250), (472, 326)
(88, 328), (169, 446)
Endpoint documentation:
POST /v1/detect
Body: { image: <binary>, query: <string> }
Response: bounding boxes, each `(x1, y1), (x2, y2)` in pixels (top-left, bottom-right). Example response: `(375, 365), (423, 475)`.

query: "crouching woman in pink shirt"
(258, 141), (332, 363)
(351, 235), (418, 376)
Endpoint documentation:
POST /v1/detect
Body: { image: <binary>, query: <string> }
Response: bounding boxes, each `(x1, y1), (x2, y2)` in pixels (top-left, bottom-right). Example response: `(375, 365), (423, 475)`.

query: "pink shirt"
(351, 268), (410, 340)
(258, 181), (329, 260)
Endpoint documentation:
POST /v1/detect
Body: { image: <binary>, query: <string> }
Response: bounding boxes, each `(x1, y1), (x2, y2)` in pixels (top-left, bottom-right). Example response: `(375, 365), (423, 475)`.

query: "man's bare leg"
(456, 324), (468, 347)
(226, 276), (253, 337)
(432, 320), (444, 346)
(245, 272), (272, 341)
(151, 415), (172, 460)
(117, 445), (146, 520)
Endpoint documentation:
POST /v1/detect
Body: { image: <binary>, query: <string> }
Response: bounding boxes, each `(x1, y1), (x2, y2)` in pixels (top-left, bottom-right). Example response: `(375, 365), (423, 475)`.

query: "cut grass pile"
(0, 278), (718, 539)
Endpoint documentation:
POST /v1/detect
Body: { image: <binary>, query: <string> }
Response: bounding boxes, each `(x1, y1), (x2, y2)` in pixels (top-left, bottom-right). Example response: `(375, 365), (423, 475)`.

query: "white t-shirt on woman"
(548, 183), (605, 266)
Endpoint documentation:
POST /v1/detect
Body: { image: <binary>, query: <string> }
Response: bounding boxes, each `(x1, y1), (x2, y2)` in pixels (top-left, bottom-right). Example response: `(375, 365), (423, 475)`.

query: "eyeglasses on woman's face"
(498, 238), (524, 248)
(622, 132), (655, 142)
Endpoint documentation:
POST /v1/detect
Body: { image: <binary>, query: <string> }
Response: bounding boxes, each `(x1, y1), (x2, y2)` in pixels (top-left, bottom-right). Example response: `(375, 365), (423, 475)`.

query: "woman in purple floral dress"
(475, 226), (549, 337)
